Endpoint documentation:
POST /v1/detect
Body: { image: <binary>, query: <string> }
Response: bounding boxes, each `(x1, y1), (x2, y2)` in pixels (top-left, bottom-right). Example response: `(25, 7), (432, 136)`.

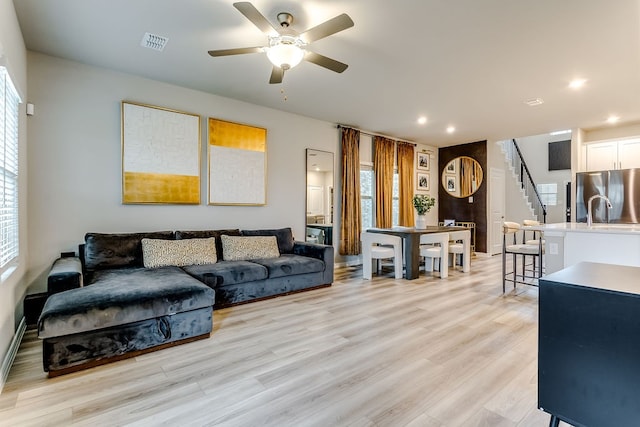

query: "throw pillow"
(142, 238), (217, 268)
(241, 227), (295, 253)
(175, 229), (241, 260)
(221, 235), (280, 261)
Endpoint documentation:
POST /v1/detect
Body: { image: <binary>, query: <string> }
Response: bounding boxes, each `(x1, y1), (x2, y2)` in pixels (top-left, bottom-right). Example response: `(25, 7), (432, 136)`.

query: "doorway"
(490, 168), (506, 255)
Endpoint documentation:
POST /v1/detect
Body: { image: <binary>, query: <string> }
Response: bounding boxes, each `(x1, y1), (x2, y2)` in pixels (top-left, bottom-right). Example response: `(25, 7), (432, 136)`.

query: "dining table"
(366, 226), (471, 280)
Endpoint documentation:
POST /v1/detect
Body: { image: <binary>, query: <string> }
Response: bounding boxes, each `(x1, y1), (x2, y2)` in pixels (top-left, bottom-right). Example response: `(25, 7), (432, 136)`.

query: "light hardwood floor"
(0, 256), (559, 427)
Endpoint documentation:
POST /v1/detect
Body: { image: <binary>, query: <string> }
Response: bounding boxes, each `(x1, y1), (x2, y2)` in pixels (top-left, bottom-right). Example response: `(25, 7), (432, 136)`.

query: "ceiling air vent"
(140, 32), (168, 52)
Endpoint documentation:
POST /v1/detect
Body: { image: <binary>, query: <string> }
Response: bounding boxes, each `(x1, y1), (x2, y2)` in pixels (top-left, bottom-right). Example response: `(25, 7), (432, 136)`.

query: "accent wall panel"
(121, 101), (201, 204)
(208, 118), (267, 205)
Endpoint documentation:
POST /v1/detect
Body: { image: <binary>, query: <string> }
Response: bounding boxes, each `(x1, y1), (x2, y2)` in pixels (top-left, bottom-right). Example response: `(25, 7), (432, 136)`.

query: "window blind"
(0, 67), (20, 270)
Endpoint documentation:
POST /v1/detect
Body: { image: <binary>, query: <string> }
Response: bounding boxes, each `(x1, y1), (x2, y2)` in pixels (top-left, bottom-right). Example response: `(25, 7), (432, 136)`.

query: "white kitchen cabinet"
(618, 139), (640, 169)
(585, 138), (640, 171)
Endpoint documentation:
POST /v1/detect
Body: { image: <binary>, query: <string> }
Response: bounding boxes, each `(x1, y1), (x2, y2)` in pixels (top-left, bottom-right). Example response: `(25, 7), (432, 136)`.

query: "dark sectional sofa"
(38, 227), (334, 376)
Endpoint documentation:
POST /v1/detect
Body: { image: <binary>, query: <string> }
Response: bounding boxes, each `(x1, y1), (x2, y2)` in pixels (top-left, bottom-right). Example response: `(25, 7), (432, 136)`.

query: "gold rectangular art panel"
(121, 101), (201, 204)
(208, 118), (267, 205)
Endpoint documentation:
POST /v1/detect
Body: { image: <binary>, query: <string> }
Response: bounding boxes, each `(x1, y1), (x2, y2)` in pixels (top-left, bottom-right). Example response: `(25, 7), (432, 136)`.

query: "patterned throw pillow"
(141, 238), (217, 268)
(221, 235), (280, 261)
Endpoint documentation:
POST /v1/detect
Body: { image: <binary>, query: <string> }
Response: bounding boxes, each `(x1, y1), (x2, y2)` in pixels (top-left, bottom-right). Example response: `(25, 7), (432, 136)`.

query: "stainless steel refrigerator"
(576, 169), (640, 224)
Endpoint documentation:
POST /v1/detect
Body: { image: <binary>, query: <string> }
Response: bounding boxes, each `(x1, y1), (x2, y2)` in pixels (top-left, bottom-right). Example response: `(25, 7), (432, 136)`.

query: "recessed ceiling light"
(569, 78), (587, 89)
(524, 98), (544, 106)
(607, 115), (620, 124)
(417, 116), (427, 125)
(446, 126), (455, 134)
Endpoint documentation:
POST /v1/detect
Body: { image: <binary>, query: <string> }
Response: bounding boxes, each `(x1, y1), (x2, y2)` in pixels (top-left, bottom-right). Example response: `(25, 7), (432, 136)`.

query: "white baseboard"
(0, 317), (26, 394)
(335, 259), (362, 268)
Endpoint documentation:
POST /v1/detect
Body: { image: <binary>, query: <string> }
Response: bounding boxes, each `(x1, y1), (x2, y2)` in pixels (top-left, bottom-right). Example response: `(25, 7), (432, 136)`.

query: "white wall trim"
(0, 317), (26, 394)
(335, 259), (362, 268)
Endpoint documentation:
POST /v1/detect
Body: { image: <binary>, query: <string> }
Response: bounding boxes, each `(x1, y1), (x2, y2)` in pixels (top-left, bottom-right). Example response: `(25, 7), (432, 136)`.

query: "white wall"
(487, 140), (536, 253)
(415, 143), (438, 225)
(516, 133), (572, 223)
(0, 0), (28, 377)
(26, 52), (339, 292)
(582, 122), (640, 143)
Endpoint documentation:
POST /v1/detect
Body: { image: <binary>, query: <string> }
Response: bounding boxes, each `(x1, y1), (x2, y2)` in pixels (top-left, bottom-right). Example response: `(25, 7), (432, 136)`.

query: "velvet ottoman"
(38, 266), (215, 376)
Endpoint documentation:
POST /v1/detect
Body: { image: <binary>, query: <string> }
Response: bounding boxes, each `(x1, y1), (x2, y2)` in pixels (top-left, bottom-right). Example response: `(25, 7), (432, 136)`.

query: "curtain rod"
(336, 124), (417, 146)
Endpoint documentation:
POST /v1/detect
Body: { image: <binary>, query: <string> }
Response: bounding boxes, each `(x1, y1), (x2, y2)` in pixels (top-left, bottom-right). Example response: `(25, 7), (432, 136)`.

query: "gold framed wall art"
(121, 101), (201, 204)
(208, 118), (267, 205)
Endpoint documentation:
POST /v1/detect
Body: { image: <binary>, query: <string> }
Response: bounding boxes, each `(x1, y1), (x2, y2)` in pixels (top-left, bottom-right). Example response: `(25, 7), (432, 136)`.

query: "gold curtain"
(339, 128), (362, 255)
(397, 143), (415, 226)
(460, 157), (475, 196)
(374, 136), (395, 228)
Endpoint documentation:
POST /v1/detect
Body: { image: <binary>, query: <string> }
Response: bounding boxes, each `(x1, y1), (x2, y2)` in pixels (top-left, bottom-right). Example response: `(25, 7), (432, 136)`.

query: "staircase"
(500, 139), (547, 223)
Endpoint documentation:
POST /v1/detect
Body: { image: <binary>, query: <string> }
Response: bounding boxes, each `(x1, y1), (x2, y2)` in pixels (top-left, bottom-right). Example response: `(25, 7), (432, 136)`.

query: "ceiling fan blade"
(305, 51), (348, 73)
(208, 47), (263, 57)
(233, 2), (278, 35)
(269, 66), (284, 84)
(300, 14), (354, 43)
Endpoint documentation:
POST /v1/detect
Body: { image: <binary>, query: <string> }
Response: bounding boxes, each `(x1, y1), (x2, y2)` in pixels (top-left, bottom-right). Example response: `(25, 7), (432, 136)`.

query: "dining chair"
(447, 229), (471, 271)
(419, 232), (449, 278)
(502, 221), (544, 292)
(361, 231), (403, 279)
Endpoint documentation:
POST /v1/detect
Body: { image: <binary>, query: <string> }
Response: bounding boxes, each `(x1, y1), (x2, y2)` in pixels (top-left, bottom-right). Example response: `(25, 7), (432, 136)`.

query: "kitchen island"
(525, 222), (640, 274)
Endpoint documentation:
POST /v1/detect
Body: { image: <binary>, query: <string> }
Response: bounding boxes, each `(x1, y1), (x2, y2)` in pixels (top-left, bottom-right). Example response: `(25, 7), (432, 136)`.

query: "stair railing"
(503, 139), (547, 223)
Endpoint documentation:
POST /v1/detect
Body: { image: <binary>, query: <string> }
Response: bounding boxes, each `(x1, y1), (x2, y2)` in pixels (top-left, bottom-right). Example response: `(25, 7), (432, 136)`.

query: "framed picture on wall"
(446, 176), (456, 192)
(417, 172), (430, 191)
(446, 159), (456, 174)
(417, 152), (430, 171)
(208, 118), (267, 205)
(121, 101), (201, 204)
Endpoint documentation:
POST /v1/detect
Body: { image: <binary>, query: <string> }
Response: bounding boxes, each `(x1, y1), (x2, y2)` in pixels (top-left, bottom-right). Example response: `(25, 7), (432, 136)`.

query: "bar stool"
(361, 231), (404, 279)
(502, 221), (544, 292)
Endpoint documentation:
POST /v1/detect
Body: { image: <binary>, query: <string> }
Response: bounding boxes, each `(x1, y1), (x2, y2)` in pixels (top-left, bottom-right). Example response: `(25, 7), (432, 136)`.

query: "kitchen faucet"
(587, 195), (613, 226)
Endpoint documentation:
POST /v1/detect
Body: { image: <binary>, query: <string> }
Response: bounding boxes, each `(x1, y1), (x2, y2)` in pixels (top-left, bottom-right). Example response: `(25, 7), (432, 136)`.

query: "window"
(537, 183), (557, 206)
(360, 164), (400, 229)
(0, 67), (20, 271)
(360, 166), (374, 229)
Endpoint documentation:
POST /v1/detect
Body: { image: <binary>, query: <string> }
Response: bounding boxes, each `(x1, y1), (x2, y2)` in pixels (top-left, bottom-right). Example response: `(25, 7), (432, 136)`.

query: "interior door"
(490, 168), (506, 255)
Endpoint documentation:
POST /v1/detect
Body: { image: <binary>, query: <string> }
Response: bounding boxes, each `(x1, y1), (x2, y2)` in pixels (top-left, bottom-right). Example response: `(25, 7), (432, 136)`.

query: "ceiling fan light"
(267, 43), (304, 70)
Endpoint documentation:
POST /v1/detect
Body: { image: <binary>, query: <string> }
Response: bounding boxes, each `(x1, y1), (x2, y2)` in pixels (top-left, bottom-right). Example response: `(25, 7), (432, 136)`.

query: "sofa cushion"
(175, 229), (241, 261)
(182, 261), (268, 287)
(84, 231), (175, 270)
(221, 235), (280, 261)
(38, 266), (214, 339)
(251, 254), (325, 279)
(141, 238), (217, 268)
(241, 228), (295, 253)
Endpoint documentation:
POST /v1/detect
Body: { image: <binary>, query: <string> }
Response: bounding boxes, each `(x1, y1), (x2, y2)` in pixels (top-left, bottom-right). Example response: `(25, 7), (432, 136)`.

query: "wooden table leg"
(403, 235), (421, 279)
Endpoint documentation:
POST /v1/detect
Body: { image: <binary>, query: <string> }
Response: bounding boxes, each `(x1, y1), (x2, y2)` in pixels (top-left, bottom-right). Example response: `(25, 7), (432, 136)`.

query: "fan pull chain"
(280, 87), (288, 102)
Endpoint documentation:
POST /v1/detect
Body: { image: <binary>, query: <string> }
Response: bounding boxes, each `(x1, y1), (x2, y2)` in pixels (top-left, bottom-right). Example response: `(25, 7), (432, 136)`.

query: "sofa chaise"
(38, 227), (333, 376)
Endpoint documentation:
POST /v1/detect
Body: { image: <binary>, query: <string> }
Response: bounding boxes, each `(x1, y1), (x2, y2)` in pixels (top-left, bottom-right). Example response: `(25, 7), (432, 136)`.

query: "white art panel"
(122, 102), (199, 176)
(209, 145), (266, 205)
(121, 101), (201, 204)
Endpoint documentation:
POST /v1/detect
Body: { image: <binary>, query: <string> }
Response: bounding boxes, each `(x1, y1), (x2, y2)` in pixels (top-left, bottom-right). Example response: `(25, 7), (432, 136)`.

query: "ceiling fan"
(208, 2), (354, 84)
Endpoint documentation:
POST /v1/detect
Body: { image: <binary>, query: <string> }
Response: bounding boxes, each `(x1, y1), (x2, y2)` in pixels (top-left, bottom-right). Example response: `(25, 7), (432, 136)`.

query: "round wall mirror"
(441, 156), (483, 198)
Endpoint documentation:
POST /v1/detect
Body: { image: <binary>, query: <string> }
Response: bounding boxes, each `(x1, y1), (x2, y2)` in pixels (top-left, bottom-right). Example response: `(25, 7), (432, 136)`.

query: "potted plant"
(413, 194), (436, 229)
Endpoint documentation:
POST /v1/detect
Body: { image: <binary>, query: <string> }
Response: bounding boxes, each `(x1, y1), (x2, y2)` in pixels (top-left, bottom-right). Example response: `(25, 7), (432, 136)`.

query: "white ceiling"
(13, 0), (640, 146)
